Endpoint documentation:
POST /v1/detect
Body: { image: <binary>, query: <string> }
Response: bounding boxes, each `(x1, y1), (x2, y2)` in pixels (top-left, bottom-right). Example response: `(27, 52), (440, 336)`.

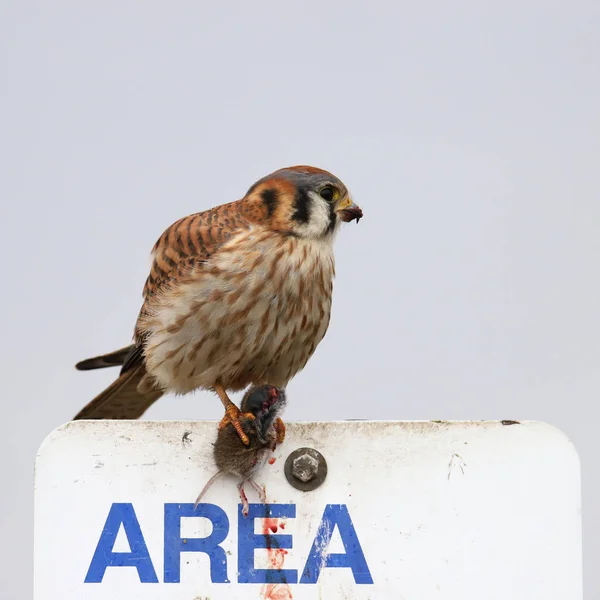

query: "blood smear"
(264, 518), (279, 534)
(260, 513), (293, 599)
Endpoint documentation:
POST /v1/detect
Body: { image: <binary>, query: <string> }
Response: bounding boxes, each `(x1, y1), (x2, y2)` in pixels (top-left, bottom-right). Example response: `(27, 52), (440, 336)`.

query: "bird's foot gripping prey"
(215, 385), (286, 448)
(195, 385), (287, 516)
(215, 383), (251, 446)
(72, 165), (363, 445)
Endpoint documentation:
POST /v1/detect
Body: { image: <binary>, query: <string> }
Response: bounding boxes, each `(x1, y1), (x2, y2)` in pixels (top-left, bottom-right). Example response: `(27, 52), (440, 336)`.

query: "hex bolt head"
(292, 453), (319, 482)
(284, 447), (328, 492)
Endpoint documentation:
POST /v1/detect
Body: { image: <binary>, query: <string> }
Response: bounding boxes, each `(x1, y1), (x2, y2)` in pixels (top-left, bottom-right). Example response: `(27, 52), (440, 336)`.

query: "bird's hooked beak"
(336, 195), (363, 223)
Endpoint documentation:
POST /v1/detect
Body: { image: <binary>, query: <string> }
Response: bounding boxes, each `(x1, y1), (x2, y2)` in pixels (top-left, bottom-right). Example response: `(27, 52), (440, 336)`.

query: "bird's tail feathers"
(75, 345), (135, 371)
(73, 364), (163, 420)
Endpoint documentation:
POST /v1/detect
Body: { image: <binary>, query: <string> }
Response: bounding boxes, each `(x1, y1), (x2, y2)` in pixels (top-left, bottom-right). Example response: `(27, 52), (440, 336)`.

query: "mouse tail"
(194, 471), (225, 508)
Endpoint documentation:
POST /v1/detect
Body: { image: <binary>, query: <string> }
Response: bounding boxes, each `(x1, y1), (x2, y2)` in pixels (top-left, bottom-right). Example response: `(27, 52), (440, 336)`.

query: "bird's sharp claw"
(219, 404), (251, 445)
(274, 417), (286, 445)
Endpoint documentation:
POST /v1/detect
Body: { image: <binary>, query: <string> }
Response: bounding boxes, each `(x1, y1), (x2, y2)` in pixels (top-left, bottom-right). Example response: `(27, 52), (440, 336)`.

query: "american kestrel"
(195, 384), (287, 515)
(74, 165), (363, 445)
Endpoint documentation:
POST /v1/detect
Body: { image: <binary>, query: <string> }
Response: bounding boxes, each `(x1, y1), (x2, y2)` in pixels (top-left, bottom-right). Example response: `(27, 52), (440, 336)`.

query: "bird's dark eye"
(320, 186), (335, 202)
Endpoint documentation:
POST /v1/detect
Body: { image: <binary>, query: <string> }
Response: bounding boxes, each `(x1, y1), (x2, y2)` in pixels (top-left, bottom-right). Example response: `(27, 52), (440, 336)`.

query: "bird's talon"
(218, 404), (251, 445)
(235, 423), (250, 446)
(274, 417), (286, 445)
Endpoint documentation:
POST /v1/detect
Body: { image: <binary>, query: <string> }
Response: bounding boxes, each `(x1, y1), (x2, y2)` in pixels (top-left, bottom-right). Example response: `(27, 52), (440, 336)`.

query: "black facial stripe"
(327, 201), (336, 233)
(292, 188), (311, 224)
(260, 188), (279, 218)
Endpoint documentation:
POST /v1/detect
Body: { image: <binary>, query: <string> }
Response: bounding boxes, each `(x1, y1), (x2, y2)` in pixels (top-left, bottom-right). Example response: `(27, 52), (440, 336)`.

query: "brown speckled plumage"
(73, 165), (363, 440)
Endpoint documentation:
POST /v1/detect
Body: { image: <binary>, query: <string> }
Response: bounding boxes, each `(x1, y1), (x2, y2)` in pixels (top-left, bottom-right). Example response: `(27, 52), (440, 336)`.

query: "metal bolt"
(292, 453), (319, 482)
(284, 447), (328, 491)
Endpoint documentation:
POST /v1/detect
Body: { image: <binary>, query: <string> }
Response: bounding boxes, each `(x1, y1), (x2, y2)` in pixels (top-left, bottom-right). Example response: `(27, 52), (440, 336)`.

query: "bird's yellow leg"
(215, 383), (250, 446)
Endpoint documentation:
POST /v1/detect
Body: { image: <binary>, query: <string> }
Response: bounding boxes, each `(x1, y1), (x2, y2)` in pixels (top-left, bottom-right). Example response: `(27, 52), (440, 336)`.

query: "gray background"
(1, 1), (598, 598)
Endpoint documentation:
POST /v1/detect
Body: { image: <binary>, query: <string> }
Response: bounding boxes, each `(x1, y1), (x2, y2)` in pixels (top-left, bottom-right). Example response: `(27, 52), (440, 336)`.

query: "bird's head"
(244, 165), (363, 239)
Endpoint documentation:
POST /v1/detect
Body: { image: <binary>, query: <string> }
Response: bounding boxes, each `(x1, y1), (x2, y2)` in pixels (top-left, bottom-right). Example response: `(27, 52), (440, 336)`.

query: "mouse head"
(241, 384), (286, 415)
(241, 385), (287, 437)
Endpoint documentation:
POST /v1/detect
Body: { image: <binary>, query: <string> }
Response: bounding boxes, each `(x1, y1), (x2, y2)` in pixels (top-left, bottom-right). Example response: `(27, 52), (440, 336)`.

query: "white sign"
(34, 420), (582, 599)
